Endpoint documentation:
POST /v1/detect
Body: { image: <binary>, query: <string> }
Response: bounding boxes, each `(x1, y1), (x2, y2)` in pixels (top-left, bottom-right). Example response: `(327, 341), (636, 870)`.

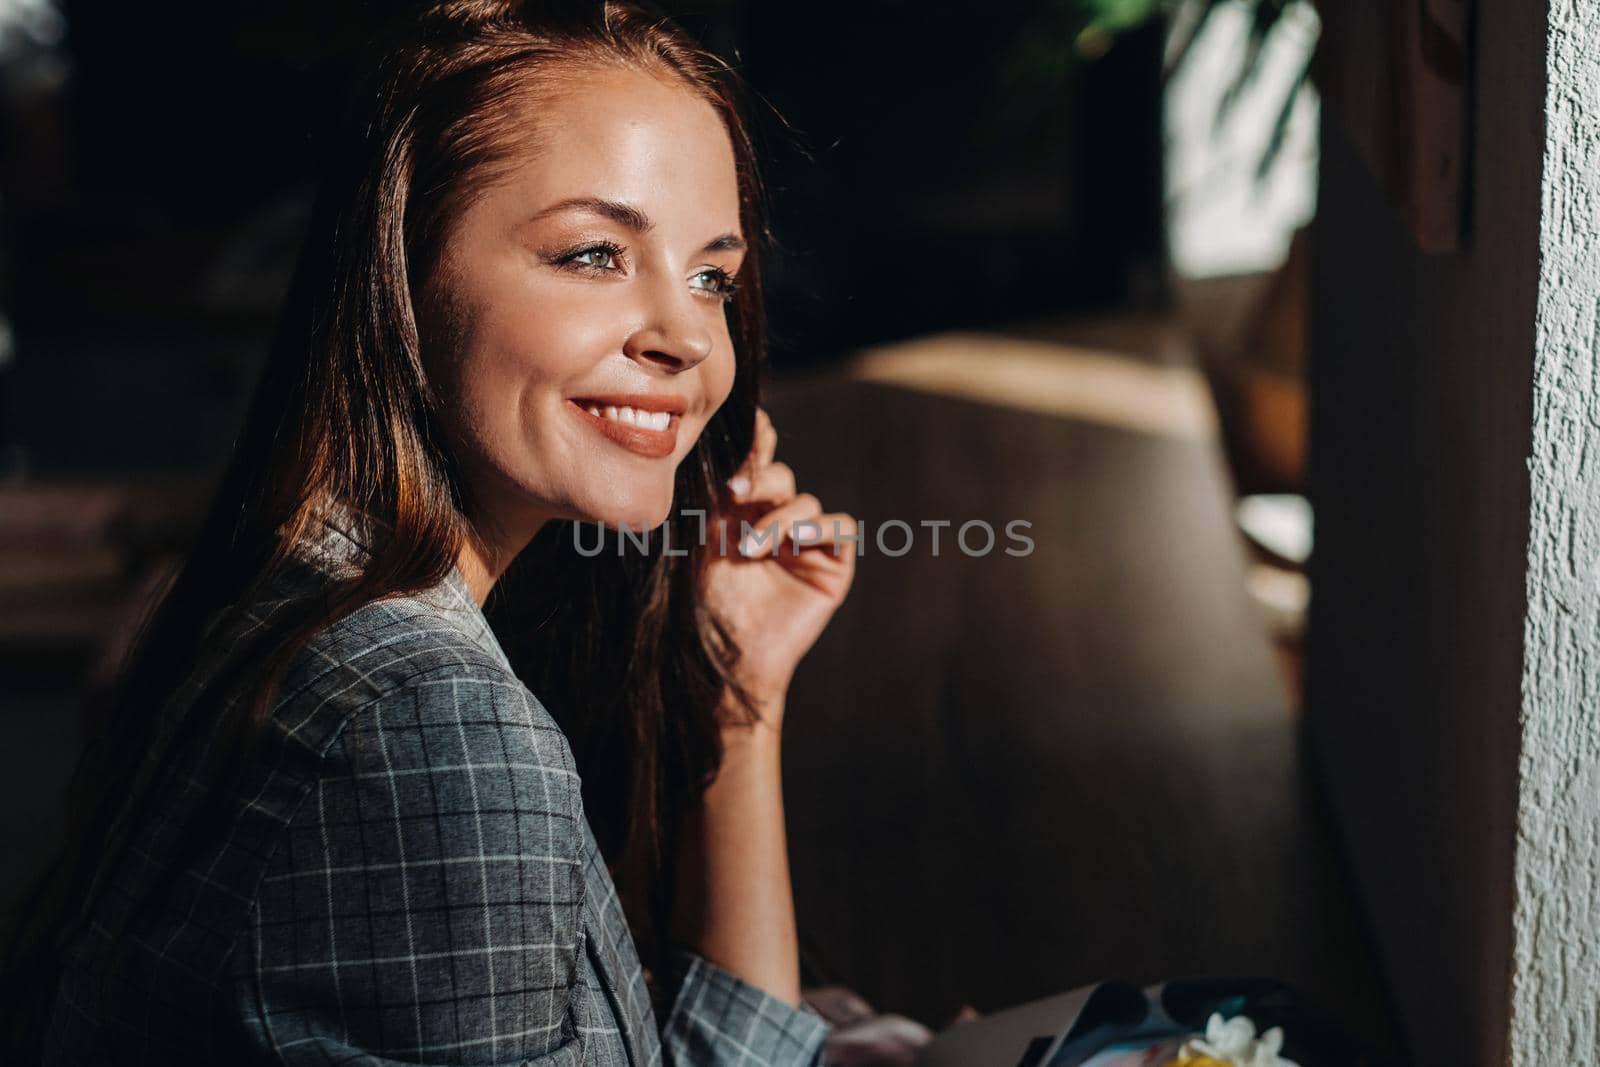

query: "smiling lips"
(569, 392), (687, 458)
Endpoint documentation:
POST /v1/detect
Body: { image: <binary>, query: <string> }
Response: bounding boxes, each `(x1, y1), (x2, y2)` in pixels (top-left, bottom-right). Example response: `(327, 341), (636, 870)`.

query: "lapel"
(577, 816), (661, 1067)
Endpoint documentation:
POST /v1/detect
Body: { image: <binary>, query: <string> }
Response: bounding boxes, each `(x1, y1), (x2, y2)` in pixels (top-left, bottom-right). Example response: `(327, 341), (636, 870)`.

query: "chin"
(581, 488), (675, 532)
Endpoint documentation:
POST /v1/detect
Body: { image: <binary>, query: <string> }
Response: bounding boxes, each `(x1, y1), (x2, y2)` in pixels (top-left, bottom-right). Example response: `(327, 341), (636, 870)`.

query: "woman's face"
(422, 65), (745, 544)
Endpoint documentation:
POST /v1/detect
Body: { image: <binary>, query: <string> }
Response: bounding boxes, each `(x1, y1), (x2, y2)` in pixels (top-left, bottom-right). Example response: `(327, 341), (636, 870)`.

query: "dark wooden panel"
(766, 358), (1399, 1056)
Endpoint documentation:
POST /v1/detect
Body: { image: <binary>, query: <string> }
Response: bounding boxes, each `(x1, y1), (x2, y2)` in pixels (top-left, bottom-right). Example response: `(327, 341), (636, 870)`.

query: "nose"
(623, 278), (715, 373)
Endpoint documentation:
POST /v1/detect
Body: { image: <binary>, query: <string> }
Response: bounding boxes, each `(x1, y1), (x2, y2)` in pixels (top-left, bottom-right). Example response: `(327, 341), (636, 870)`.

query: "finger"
(777, 512), (859, 563)
(729, 460), (796, 506)
(822, 1014), (933, 1061)
(808, 512), (858, 546)
(738, 494), (823, 559)
(802, 986), (875, 1027)
(945, 1005), (981, 1028)
(780, 515), (860, 594)
(727, 406), (778, 496)
(753, 405), (776, 463)
(873, 1014), (934, 1044)
(736, 493), (821, 558)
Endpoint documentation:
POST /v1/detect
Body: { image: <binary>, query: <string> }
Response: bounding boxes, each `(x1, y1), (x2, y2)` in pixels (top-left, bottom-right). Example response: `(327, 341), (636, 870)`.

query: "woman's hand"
(672, 408), (856, 1005)
(804, 985), (980, 1066)
(700, 406), (858, 717)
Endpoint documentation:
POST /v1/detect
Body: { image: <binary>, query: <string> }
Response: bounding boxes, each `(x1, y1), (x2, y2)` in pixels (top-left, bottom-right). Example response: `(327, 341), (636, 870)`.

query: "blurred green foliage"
(1004, 0), (1314, 179)
(1010, 0), (1299, 77)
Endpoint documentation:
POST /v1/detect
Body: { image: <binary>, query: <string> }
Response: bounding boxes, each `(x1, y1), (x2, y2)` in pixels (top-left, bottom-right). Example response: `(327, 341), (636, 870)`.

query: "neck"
(455, 539), (507, 606)
(456, 503), (554, 606)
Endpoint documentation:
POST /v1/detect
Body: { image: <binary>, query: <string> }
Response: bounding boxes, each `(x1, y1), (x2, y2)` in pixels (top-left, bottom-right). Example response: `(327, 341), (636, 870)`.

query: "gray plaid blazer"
(44, 518), (828, 1065)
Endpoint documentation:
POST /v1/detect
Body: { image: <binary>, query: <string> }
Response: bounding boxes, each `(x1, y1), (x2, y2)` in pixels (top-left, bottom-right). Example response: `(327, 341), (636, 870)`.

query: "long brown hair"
(1, 0), (769, 1055)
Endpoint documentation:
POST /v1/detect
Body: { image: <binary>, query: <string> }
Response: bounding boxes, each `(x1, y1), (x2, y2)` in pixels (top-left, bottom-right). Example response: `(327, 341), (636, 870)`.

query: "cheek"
(455, 284), (617, 416)
(705, 334), (740, 410)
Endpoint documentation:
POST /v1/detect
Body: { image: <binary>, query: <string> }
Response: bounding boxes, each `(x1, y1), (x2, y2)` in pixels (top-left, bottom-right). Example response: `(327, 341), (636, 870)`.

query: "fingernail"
(738, 536), (757, 557)
(728, 475), (751, 497)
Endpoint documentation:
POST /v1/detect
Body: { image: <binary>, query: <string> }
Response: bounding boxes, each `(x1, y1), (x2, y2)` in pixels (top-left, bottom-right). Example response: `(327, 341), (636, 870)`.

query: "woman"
(1, 2), (860, 1063)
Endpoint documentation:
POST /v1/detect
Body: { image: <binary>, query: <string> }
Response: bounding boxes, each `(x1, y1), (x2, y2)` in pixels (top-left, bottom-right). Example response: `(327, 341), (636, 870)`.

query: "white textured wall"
(1514, 4), (1600, 1063)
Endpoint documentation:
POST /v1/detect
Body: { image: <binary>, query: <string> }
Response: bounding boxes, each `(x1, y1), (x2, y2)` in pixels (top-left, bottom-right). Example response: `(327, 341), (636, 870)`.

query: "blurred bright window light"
(0, 0), (64, 56)
(1164, 0), (1319, 279)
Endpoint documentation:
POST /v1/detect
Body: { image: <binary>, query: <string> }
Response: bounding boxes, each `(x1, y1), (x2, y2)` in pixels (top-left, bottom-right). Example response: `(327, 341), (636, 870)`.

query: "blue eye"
(690, 267), (740, 302)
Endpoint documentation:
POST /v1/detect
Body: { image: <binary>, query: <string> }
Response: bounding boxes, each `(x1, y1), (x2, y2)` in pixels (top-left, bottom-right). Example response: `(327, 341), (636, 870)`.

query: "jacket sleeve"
(237, 665), (591, 1065)
(660, 951), (830, 1066)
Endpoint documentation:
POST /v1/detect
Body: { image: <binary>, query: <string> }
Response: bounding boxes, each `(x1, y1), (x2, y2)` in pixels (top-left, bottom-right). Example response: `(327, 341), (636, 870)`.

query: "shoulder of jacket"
(265, 591), (561, 759)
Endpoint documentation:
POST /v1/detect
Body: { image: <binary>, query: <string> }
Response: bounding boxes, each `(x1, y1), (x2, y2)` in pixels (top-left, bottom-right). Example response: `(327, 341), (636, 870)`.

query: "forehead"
(496, 64), (741, 231)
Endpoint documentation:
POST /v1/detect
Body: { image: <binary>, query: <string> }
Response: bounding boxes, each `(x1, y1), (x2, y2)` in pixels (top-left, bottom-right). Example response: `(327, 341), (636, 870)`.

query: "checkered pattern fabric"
(44, 518), (828, 1065)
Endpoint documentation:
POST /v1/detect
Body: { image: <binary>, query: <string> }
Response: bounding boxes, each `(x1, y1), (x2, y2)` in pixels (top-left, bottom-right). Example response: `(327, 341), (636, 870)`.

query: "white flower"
(1176, 1011), (1300, 1067)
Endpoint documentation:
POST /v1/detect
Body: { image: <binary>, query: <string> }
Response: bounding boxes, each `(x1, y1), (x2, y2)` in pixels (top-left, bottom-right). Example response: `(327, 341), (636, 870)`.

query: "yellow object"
(1158, 1057), (1231, 1067)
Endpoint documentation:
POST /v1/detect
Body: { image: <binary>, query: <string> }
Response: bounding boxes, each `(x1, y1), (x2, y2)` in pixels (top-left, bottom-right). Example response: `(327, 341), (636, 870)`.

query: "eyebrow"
(529, 196), (745, 254)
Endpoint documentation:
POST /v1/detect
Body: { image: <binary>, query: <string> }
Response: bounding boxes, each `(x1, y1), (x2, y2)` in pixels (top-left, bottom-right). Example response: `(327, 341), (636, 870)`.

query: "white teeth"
(587, 403), (672, 431)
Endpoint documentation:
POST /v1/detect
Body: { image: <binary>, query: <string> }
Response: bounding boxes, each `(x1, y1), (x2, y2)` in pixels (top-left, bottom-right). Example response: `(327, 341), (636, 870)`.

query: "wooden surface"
(766, 332), (1401, 1057)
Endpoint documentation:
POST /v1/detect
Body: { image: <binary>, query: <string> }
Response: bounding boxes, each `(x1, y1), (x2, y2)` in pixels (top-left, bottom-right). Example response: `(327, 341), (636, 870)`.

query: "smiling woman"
(418, 72), (750, 545)
(0, 3), (858, 1065)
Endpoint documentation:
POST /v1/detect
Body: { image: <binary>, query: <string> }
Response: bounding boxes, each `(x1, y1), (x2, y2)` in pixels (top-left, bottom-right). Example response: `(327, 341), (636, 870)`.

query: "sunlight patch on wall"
(849, 333), (1218, 442)
(1164, 0), (1320, 279)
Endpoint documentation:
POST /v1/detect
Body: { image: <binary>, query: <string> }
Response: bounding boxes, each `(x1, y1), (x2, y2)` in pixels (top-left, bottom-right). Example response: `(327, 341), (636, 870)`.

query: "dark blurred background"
(0, 1), (1173, 476)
